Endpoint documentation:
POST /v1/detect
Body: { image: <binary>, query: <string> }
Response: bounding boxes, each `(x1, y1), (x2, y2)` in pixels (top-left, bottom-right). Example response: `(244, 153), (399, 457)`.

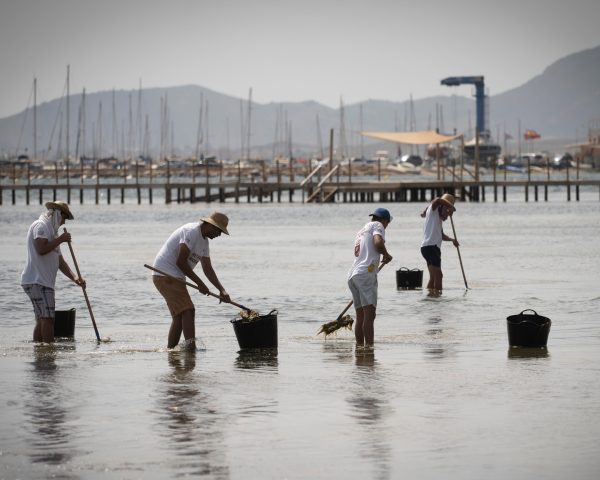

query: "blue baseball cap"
(369, 207), (392, 222)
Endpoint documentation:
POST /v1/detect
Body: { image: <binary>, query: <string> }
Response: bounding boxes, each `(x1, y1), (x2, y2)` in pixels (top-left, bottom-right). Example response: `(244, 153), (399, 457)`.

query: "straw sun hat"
(439, 193), (456, 212)
(45, 201), (74, 220)
(201, 211), (229, 235)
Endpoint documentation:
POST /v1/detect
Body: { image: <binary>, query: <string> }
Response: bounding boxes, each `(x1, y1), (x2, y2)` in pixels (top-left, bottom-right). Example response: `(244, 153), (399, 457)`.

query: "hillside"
(1, 45), (598, 159)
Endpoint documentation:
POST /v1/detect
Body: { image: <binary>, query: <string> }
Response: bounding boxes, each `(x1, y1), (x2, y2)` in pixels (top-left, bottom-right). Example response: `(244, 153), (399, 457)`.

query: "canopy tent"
(361, 130), (461, 145)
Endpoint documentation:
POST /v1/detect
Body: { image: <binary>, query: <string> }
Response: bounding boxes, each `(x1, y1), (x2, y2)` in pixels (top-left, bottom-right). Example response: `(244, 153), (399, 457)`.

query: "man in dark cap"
(347, 207), (393, 349)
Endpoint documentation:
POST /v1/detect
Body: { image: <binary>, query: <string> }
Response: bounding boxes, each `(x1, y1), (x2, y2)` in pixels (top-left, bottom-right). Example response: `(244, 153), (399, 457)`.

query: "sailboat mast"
(316, 113), (324, 159)
(246, 87), (252, 160)
(66, 65), (70, 183)
(195, 93), (203, 162)
(137, 79), (143, 155)
(205, 100), (209, 157)
(80, 89), (86, 156)
(359, 103), (364, 159)
(110, 89), (115, 158)
(33, 77), (37, 162)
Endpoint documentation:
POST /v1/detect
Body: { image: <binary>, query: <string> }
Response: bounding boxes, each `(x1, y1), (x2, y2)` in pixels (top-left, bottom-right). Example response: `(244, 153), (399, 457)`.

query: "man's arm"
(58, 255), (85, 286)
(442, 232), (459, 247)
(175, 243), (210, 295)
(373, 234), (393, 265)
(34, 231), (71, 255)
(200, 256), (230, 303)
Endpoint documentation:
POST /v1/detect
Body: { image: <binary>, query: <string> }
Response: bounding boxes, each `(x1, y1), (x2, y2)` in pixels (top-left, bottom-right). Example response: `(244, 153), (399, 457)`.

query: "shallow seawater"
(1, 193), (600, 479)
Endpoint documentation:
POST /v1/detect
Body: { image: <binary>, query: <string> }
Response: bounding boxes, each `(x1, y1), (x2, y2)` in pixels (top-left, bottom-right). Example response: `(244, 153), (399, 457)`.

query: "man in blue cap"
(347, 207), (393, 349)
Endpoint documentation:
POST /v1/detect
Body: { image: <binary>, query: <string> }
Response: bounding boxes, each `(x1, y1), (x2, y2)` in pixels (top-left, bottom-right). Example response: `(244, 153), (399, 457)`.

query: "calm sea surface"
(1, 190), (599, 479)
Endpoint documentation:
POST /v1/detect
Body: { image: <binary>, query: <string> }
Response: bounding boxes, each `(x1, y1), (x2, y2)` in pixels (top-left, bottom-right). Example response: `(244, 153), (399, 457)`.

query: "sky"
(1, 0), (599, 119)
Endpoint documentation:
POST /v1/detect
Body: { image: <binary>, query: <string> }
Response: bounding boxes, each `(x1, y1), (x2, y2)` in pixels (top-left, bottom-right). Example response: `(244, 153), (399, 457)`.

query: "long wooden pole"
(449, 216), (468, 289)
(64, 228), (101, 341)
(143, 264), (252, 312)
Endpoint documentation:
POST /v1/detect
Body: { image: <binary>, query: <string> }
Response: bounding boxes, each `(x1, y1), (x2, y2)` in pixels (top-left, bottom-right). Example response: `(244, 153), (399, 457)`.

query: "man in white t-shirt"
(348, 207), (393, 349)
(152, 211), (232, 349)
(420, 193), (459, 293)
(21, 201), (85, 343)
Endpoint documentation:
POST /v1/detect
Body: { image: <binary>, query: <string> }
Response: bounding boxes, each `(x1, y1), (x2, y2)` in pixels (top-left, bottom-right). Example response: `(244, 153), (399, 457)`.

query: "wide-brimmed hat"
(45, 201), (74, 220)
(200, 211), (229, 235)
(440, 193), (456, 211)
(369, 207), (393, 222)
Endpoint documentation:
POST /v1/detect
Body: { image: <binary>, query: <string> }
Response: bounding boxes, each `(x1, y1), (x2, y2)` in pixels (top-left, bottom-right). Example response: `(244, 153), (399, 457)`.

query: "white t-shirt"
(421, 205), (443, 248)
(153, 223), (209, 279)
(21, 219), (61, 288)
(348, 221), (385, 279)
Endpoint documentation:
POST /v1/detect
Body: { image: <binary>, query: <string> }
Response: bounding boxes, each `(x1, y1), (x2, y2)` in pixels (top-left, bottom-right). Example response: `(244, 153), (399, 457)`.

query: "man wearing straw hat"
(348, 207), (393, 350)
(21, 201), (85, 343)
(152, 212), (232, 350)
(420, 193), (459, 293)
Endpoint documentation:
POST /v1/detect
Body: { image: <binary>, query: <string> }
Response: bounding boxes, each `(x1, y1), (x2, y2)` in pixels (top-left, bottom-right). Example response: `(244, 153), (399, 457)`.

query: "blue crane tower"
(440, 75), (488, 137)
(440, 75), (501, 161)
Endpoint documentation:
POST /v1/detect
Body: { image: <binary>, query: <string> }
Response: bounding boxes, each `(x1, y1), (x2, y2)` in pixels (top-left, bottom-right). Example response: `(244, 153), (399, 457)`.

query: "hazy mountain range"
(1, 45), (598, 160)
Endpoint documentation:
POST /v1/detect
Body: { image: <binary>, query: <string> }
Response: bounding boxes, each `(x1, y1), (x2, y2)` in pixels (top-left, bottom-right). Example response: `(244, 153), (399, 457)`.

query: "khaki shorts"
(153, 275), (194, 317)
(348, 273), (378, 309)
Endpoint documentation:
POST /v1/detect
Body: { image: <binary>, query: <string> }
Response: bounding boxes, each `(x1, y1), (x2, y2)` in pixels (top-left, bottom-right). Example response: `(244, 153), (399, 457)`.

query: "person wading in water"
(420, 193), (459, 294)
(21, 201), (85, 343)
(152, 212), (232, 350)
(347, 207), (393, 350)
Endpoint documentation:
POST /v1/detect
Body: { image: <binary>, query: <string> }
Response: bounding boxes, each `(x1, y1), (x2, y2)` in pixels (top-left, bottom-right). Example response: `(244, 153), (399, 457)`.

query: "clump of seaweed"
(239, 309), (260, 322)
(317, 315), (354, 336)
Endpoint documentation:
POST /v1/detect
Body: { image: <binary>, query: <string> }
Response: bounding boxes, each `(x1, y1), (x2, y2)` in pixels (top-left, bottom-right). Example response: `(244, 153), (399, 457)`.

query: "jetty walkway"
(2, 177), (599, 206)
(2, 160), (599, 205)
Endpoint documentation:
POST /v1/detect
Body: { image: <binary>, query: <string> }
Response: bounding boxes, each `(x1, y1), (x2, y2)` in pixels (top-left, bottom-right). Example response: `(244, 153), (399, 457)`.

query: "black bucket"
(506, 309), (551, 348)
(55, 309), (76, 338)
(231, 309), (278, 349)
(396, 267), (423, 290)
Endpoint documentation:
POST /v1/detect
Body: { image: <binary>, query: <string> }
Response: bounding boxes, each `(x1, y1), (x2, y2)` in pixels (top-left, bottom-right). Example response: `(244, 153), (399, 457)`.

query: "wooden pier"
(2, 154), (599, 205)
(1, 177), (599, 206)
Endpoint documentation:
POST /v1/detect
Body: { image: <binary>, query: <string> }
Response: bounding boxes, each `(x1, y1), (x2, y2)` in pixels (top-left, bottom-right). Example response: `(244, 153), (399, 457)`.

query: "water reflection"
(424, 316), (448, 359)
(322, 341), (354, 364)
(156, 351), (229, 478)
(346, 350), (392, 480)
(234, 348), (278, 371)
(507, 347), (550, 359)
(25, 344), (75, 468)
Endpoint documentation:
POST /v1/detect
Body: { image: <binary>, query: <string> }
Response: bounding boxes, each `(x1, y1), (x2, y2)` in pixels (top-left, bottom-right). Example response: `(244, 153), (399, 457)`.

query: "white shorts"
(348, 273), (378, 309)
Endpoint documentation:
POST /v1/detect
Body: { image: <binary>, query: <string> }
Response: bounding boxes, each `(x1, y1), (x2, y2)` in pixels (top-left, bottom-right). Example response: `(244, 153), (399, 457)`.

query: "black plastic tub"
(55, 309), (76, 337)
(231, 309), (278, 349)
(396, 267), (423, 290)
(506, 309), (551, 348)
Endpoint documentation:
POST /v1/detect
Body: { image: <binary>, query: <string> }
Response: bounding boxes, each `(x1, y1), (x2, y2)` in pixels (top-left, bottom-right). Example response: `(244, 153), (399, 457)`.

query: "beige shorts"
(153, 275), (194, 317)
(348, 273), (378, 309)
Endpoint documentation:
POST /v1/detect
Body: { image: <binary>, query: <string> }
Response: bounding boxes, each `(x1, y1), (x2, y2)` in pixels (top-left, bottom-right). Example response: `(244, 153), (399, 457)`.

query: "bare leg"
(168, 308), (196, 349)
(181, 309), (196, 350)
(426, 264), (436, 290)
(38, 317), (55, 343)
(354, 307), (365, 346)
(168, 313), (183, 349)
(33, 318), (42, 342)
(362, 305), (376, 347)
(426, 265), (443, 293)
(431, 266), (443, 291)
